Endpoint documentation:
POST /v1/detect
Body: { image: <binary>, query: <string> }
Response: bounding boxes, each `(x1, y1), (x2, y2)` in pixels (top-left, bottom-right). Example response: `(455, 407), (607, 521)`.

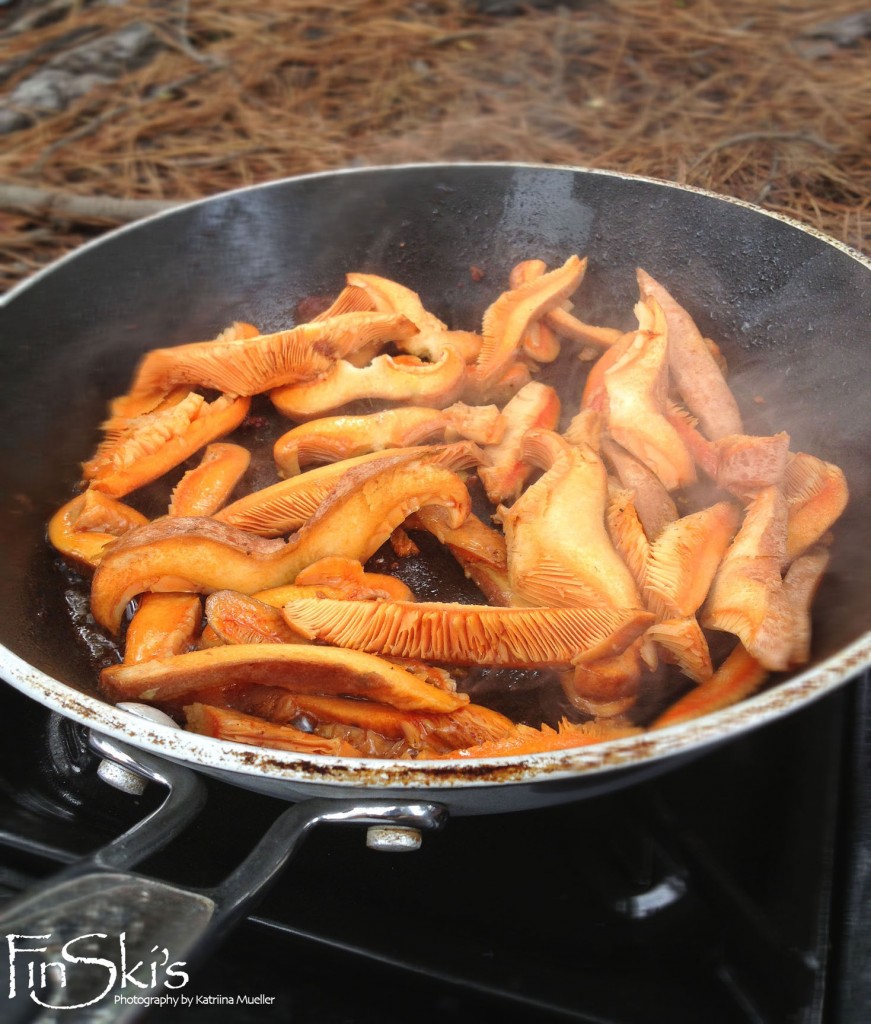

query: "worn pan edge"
(1, 162), (869, 790)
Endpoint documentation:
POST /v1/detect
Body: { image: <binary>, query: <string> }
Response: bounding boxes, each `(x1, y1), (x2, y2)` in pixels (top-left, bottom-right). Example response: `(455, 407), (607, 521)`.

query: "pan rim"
(1, 161), (869, 788)
(1, 632), (868, 788)
(2, 161), (870, 313)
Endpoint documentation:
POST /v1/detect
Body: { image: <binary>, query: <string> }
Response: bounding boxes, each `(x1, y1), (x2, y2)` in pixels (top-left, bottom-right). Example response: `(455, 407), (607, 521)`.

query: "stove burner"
(0, 675), (867, 1022)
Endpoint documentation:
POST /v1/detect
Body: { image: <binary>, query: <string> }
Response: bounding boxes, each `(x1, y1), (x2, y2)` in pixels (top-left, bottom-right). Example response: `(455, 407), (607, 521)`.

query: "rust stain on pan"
(4, 630), (869, 793)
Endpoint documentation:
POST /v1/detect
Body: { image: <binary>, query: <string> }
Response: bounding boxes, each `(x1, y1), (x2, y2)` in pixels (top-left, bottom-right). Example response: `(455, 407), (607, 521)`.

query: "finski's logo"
(6, 932), (190, 1010)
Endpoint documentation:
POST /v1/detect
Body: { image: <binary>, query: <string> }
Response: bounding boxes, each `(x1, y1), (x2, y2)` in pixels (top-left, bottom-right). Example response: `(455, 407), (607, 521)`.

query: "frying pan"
(1, 162), (870, 811)
(1, 163), (870, 1015)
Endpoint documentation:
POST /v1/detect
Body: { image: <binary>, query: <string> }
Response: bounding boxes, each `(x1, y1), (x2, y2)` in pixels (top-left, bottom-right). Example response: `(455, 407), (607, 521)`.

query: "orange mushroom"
(168, 442), (251, 517)
(83, 390), (251, 498)
(701, 486), (795, 670)
(124, 593), (203, 664)
(470, 254), (586, 397)
(216, 442), (479, 537)
(48, 490), (149, 573)
(282, 597), (653, 668)
(499, 429), (642, 610)
(270, 349), (467, 421)
(272, 403), (502, 477)
(91, 453), (472, 632)
(478, 381), (561, 504)
(636, 268), (742, 440)
(101, 643), (468, 713)
(603, 296), (696, 490)
(119, 312), (418, 405)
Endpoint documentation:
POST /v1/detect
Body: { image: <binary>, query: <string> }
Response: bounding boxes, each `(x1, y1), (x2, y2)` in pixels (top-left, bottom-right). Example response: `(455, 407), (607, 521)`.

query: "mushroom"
(601, 438), (677, 540)
(204, 590), (304, 646)
(236, 689), (517, 756)
(701, 485), (795, 670)
(653, 643), (768, 728)
(431, 717), (640, 759)
(101, 643), (469, 712)
(643, 501), (740, 622)
(184, 703), (362, 756)
(119, 311), (418, 405)
(168, 442), (251, 517)
(406, 505), (512, 605)
(345, 271), (482, 362)
(48, 490), (149, 572)
(124, 593), (203, 664)
(782, 545), (830, 666)
(636, 268), (743, 440)
(478, 381), (561, 504)
(782, 452), (849, 563)
(272, 403), (502, 477)
(83, 390), (251, 498)
(470, 254), (586, 397)
(508, 259), (563, 363)
(270, 348), (467, 421)
(499, 429), (642, 610)
(281, 597), (653, 668)
(713, 431), (790, 498)
(90, 453), (472, 632)
(603, 296), (696, 491)
(216, 442), (479, 537)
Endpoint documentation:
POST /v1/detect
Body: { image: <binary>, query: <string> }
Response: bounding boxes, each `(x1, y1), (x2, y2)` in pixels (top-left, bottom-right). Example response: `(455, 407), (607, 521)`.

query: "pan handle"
(0, 733), (447, 1022)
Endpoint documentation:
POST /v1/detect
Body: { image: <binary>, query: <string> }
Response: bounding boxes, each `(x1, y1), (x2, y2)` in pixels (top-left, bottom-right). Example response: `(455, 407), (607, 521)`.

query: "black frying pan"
(0, 162), (869, 807)
(1, 163), (870, 1018)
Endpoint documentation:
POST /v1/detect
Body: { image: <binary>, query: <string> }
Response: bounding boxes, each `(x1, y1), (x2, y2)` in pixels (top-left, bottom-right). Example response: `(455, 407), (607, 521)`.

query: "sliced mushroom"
(431, 717), (640, 759)
(216, 442), (479, 537)
(168, 443), (251, 517)
(701, 486), (795, 670)
(544, 306), (624, 350)
(238, 689), (516, 755)
(184, 703), (362, 756)
(653, 643), (768, 728)
(407, 505), (512, 606)
(478, 381), (561, 504)
(91, 454), (472, 632)
(120, 312), (418, 404)
(500, 429), (642, 610)
(644, 616), (713, 684)
(205, 590), (304, 645)
(272, 403), (501, 477)
(83, 391), (251, 498)
(643, 501), (740, 621)
(471, 254), (586, 396)
(294, 556), (415, 602)
(124, 593), (203, 664)
(562, 639), (647, 718)
(270, 348), (467, 421)
(713, 431), (790, 498)
(48, 491), (149, 572)
(101, 643), (468, 712)
(783, 452), (849, 563)
(636, 268), (743, 440)
(605, 488), (651, 589)
(601, 438), (677, 540)
(281, 597), (653, 668)
(508, 259), (563, 363)
(782, 545), (830, 666)
(604, 296), (696, 490)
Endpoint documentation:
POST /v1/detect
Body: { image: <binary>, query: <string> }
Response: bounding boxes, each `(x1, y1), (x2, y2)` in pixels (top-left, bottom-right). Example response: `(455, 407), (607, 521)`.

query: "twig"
(0, 184), (182, 224)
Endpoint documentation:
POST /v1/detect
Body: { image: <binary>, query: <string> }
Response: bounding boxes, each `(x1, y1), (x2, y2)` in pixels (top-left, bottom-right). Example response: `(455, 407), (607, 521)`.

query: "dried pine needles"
(1, 0), (869, 290)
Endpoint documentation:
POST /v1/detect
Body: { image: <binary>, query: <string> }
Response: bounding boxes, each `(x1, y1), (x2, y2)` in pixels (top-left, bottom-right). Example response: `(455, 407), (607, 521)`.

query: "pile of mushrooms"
(48, 256), (848, 759)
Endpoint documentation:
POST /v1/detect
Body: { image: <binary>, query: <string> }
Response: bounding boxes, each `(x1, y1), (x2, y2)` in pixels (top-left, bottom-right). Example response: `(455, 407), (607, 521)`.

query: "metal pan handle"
(0, 733), (447, 1022)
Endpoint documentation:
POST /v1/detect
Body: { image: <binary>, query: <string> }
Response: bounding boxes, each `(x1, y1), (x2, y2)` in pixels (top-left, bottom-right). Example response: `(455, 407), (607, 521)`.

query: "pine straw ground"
(0, 0), (869, 292)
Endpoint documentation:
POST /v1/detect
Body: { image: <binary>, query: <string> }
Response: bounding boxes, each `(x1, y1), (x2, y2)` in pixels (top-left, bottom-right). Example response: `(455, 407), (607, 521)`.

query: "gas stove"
(0, 673), (868, 1023)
